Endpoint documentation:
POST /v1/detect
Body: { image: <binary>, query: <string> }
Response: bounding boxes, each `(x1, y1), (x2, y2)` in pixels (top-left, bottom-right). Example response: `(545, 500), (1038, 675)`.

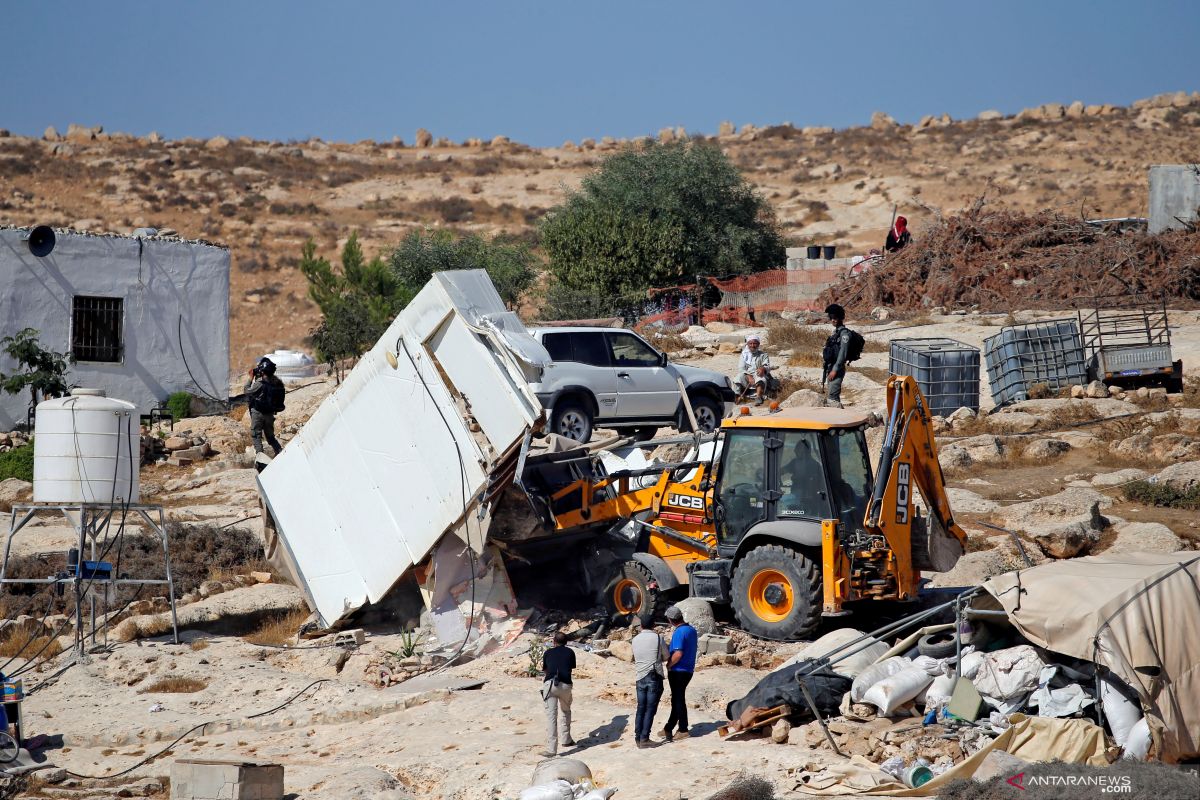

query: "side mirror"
(660, 352), (669, 367)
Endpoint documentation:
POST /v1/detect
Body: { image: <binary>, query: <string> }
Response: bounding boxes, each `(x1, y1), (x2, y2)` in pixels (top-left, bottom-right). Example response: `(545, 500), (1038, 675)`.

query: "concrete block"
(171, 759), (284, 800)
(698, 633), (734, 656)
(333, 628), (365, 647)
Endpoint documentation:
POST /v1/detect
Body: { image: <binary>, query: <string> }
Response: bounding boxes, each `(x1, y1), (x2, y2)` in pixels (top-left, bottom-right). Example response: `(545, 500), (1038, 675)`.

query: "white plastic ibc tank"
(262, 349), (317, 383)
(33, 388), (140, 504)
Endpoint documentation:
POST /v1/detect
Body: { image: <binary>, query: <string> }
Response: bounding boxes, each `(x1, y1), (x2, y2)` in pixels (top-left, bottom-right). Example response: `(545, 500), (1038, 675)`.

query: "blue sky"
(3, 1), (1196, 147)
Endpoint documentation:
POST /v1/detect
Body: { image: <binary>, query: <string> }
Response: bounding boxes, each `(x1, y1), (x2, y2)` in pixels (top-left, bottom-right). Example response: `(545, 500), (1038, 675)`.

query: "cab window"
(778, 431), (830, 520)
(607, 332), (661, 367)
(715, 430), (766, 545)
(821, 428), (872, 534)
(542, 332), (572, 361)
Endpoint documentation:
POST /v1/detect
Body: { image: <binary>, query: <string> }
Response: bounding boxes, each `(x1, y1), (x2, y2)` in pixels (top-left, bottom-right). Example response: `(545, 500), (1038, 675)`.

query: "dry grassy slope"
(1, 93), (1197, 370)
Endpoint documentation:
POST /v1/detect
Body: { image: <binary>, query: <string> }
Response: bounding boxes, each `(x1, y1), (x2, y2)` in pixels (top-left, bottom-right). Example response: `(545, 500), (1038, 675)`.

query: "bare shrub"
(140, 676), (208, 693)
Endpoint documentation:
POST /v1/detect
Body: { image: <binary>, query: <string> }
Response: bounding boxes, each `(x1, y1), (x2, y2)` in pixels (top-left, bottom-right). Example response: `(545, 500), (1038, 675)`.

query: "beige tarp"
(792, 713), (1109, 795)
(982, 551), (1200, 762)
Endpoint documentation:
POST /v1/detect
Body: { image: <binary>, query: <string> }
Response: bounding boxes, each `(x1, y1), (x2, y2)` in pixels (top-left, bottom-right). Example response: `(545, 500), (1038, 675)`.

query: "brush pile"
(820, 204), (1200, 312)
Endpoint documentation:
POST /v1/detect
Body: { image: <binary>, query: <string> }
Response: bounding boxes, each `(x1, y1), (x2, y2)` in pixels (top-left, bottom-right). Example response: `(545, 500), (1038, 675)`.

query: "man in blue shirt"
(660, 605), (698, 741)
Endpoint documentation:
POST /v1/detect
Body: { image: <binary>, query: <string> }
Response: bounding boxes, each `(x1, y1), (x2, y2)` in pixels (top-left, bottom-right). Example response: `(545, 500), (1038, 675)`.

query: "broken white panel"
(258, 270), (549, 627)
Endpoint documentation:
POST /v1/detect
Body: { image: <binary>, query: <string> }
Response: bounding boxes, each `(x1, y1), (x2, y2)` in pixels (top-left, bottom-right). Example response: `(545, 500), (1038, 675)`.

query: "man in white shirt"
(735, 335), (771, 406)
(631, 613), (668, 748)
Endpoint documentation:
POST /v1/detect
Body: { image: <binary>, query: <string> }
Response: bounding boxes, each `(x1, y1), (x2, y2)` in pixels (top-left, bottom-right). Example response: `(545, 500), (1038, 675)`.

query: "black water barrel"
(822, 245), (837, 259)
(806, 245), (821, 259)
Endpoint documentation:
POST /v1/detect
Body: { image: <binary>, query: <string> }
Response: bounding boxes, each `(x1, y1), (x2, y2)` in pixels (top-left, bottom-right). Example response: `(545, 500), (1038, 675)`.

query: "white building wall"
(0, 228), (229, 429)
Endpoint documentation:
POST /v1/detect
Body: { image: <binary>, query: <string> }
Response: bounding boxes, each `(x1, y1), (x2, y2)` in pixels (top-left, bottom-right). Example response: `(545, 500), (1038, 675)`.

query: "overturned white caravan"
(258, 270), (550, 632)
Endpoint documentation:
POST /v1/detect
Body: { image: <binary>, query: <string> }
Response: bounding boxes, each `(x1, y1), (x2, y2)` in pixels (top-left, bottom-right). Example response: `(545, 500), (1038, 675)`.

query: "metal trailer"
(1076, 296), (1183, 392)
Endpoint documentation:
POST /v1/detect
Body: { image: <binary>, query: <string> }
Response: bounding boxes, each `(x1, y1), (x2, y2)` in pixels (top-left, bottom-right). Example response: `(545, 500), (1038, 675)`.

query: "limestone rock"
(1070, 384), (1085, 399)
(781, 389), (824, 409)
(1023, 439), (1070, 460)
(1104, 522), (1184, 556)
(870, 306), (892, 321)
(1109, 434), (1151, 461)
(0, 478), (32, 512)
(1152, 434), (1200, 462)
(809, 162), (842, 180)
(1155, 460), (1200, 492)
(977, 110), (1003, 121)
(945, 488), (998, 515)
(43, 125), (61, 141)
(66, 123), (99, 142)
(675, 597), (716, 636)
(1065, 100), (1085, 118)
(771, 718), (793, 743)
(959, 435), (1006, 464)
(414, 128), (432, 147)
(608, 640), (633, 663)
(718, 120), (735, 137)
(1091, 468), (1148, 488)
(996, 487), (1110, 559)
(947, 407), (976, 424)
(112, 583), (307, 642)
(1084, 380), (1108, 399)
(870, 111), (897, 130)
(205, 135), (231, 150)
(987, 412), (1040, 433)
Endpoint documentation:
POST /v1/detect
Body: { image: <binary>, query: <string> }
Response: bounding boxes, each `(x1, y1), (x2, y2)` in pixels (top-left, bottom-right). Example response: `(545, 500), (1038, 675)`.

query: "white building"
(0, 226), (229, 429)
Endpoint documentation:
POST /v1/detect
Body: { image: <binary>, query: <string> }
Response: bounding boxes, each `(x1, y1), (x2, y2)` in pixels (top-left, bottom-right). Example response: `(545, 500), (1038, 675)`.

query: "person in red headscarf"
(885, 215), (911, 253)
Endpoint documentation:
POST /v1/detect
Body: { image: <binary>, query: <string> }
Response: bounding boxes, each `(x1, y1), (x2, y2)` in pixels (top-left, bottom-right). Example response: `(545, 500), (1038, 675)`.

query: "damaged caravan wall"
(258, 270), (550, 629)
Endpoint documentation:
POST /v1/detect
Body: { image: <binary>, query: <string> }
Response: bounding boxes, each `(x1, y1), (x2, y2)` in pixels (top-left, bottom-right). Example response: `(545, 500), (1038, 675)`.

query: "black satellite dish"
(26, 226), (56, 258)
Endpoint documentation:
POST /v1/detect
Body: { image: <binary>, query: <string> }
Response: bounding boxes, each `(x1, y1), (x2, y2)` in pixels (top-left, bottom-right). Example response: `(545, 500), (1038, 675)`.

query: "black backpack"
(845, 329), (865, 363)
(266, 379), (286, 413)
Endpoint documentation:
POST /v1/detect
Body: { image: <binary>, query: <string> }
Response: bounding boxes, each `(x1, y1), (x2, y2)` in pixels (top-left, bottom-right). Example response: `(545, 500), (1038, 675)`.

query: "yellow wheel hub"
(747, 568), (794, 623)
(612, 578), (644, 614)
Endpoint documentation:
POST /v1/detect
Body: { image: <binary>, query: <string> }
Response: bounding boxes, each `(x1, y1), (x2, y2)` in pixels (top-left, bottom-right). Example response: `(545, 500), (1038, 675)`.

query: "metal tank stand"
(0, 503), (179, 663)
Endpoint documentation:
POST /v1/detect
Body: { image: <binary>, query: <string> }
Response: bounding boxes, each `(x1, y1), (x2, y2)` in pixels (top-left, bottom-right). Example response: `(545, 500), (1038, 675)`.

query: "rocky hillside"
(1, 91), (1197, 370)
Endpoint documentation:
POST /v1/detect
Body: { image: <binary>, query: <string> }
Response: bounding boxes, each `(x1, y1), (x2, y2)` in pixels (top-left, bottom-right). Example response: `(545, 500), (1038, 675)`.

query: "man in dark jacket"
(244, 357), (285, 457)
(822, 304), (852, 409)
(885, 215), (911, 253)
(541, 631), (576, 757)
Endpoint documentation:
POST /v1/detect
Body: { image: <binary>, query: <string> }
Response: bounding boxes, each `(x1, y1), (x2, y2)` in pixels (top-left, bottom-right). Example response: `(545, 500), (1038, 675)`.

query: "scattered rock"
(1023, 439), (1071, 460)
(674, 598), (716, 637)
(1104, 522), (1184, 555)
(1154, 460), (1200, 492)
(996, 487), (1110, 559)
(870, 307), (892, 321)
(1091, 468), (1148, 487)
(43, 125), (61, 141)
(977, 110), (1004, 121)
(1084, 380), (1109, 399)
(0, 478), (32, 512)
(205, 135), (231, 150)
(986, 412), (1041, 433)
(608, 640), (633, 663)
(945, 488), (998, 515)
(771, 718), (793, 743)
(781, 389), (824, 409)
(1070, 384), (1085, 399)
(415, 128), (433, 147)
(870, 111), (897, 130)
(809, 162), (842, 180)
(947, 407), (977, 424)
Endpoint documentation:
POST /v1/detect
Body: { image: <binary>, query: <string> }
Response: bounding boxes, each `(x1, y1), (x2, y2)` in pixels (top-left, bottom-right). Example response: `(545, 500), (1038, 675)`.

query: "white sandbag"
(776, 628), (888, 679)
(861, 665), (935, 716)
(971, 645), (1043, 713)
(923, 673), (957, 712)
(958, 651), (986, 681)
(1122, 717), (1151, 761)
(532, 759), (592, 786)
(1100, 675), (1143, 748)
(912, 655), (945, 676)
(579, 789), (617, 800)
(850, 656), (913, 702)
(519, 781), (574, 800)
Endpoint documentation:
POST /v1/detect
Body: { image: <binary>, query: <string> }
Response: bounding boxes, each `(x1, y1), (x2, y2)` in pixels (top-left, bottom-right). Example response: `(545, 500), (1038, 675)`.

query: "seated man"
(734, 335), (772, 406)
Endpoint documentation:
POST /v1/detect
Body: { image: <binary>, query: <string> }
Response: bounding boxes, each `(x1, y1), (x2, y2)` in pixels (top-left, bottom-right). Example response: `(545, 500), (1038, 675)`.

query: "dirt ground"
(5, 310), (1200, 799)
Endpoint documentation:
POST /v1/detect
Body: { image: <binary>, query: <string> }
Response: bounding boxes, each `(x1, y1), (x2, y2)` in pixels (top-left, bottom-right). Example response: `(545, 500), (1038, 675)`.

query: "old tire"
(731, 544), (821, 641)
(917, 631), (960, 660)
(551, 399), (593, 443)
(687, 395), (723, 433)
(604, 561), (665, 620)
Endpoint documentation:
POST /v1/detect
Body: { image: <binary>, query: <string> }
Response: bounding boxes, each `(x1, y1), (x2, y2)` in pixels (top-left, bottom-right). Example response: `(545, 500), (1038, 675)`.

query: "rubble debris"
(820, 206), (1200, 314)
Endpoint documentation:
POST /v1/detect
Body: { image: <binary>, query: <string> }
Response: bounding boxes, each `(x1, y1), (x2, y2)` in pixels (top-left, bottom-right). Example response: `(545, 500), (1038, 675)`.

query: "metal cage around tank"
(888, 338), (981, 417)
(983, 319), (1089, 407)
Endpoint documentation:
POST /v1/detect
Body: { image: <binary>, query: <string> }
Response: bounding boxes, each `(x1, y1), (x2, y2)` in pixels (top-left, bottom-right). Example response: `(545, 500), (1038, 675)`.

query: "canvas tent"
(980, 551), (1200, 762)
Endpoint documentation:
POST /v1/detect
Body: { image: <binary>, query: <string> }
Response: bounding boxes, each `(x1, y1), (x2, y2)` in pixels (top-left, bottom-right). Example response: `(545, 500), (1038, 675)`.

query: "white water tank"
(33, 389), (140, 504)
(261, 349), (317, 383)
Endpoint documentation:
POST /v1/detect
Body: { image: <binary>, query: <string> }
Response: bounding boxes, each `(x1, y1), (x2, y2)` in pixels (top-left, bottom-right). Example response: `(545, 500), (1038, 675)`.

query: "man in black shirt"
(541, 631), (576, 757)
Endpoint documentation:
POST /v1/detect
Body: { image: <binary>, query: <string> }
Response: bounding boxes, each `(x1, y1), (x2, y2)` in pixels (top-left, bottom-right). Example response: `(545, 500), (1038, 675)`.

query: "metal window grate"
(72, 296), (124, 362)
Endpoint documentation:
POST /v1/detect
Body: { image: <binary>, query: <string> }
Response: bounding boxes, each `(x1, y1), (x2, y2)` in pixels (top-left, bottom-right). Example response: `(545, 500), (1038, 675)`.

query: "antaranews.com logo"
(1006, 771), (1133, 793)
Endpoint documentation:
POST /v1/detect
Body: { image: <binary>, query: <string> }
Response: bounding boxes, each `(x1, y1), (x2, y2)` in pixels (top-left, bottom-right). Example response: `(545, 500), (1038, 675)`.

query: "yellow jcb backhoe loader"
(521, 375), (967, 640)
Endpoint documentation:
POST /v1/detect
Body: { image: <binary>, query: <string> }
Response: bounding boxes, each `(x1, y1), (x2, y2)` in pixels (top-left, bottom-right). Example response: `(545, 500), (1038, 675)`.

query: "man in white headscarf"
(735, 334), (771, 406)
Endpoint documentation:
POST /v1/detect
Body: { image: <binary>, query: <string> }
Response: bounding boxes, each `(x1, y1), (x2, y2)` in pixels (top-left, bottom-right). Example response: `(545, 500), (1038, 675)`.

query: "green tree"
(388, 229), (537, 308)
(300, 233), (409, 374)
(0, 328), (72, 414)
(540, 140), (786, 315)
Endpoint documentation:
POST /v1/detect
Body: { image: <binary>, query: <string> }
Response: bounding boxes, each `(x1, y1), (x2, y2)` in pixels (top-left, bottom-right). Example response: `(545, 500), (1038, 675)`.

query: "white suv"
(527, 326), (736, 442)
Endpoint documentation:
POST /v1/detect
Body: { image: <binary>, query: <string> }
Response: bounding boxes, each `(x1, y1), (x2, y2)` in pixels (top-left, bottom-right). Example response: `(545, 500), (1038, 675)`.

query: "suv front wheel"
(687, 395), (723, 433)
(551, 399), (593, 442)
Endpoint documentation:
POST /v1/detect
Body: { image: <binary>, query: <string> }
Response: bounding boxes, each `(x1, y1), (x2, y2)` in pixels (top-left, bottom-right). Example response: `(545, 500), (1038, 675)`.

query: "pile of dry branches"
(820, 204), (1200, 313)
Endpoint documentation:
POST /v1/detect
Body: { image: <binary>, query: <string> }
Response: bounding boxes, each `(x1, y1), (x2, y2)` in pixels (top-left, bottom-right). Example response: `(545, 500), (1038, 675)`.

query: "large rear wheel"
(604, 560), (665, 620)
(731, 544), (821, 640)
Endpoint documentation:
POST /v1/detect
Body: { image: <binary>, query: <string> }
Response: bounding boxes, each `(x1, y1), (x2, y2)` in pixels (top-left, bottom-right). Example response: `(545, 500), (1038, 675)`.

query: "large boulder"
(1154, 460), (1200, 492)
(987, 412), (1041, 433)
(674, 597), (716, 636)
(1023, 439), (1071, 460)
(0, 478), (32, 512)
(996, 487), (1111, 559)
(945, 488), (998, 515)
(1091, 468), (1148, 488)
(781, 388), (824, 409)
(960, 435), (1007, 464)
(1151, 434), (1200, 462)
(1103, 522), (1184, 556)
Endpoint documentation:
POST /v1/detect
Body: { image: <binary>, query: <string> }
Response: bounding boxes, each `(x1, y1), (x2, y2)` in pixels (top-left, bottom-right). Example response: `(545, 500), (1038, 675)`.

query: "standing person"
(244, 357), (285, 457)
(735, 335), (772, 406)
(822, 304), (852, 409)
(631, 613), (668, 749)
(540, 632), (576, 757)
(660, 605), (697, 742)
(885, 215), (911, 253)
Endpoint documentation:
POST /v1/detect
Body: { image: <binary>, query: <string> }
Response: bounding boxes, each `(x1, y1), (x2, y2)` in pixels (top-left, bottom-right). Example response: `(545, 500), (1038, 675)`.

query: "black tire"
(603, 560), (666, 620)
(632, 426), (659, 442)
(731, 544), (822, 641)
(917, 631), (960, 660)
(686, 395), (723, 433)
(0, 731), (17, 764)
(551, 399), (593, 442)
